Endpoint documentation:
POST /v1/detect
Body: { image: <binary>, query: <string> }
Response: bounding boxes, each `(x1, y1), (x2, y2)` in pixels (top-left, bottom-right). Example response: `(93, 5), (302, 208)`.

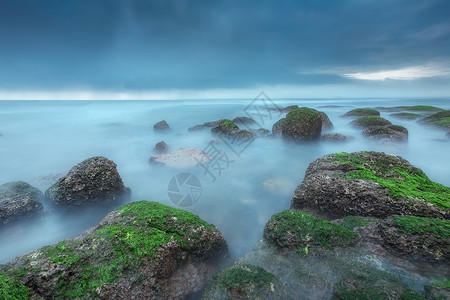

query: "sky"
(0, 0), (449, 100)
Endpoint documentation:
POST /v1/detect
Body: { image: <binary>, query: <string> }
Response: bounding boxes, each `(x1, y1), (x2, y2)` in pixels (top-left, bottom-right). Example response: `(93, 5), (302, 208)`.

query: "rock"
(250, 128), (270, 138)
(264, 210), (359, 252)
(45, 156), (129, 208)
(282, 105), (299, 113)
(419, 110), (450, 130)
(378, 105), (444, 113)
(272, 107), (322, 141)
(211, 119), (255, 141)
(291, 151), (449, 219)
(232, 116), (257, 126)
(322, 133), (353, 143)
(188, 120), (223, 132)
(201, 263), (287, 300)
(377, 216), (449, 262)
(150, 148), (210, 168)
(425, 280), (450, 300)
(362, 125), (408, 142)
(0, 181), (44, 225)
(390, 112), (422, 120)
(343, 108), (380, 117)
(350, 116), (392, 129)
(153, 120), (171, 131)
(153, 141), (169, 154)
(319, 111), (334, 130)
(0, 201), (228, 299)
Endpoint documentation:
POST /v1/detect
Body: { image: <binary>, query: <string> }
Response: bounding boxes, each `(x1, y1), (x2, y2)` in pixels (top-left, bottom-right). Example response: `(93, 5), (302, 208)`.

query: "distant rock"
(350, 116), (392, 129)
(390, 112), (422, 120)
(201, 263), (288, 300)
(272, 107), (322, 141)
(45, 156), (129, 208)
(418, 110), (450, 130)
(362, 125), (408, 142)
(232, 116), (257, 127)
(319, 111), (334, 130)
(153, 141), (169, 154)
(0, 201), (228, 299)
(211, 119), (255, 141)
(322, 133), (353, 142)
(153, 120), (171, 131)
(343, 108), (380, 117)
(0, 181), (44, 225)
(188, 120), (221, 132)
(282, 105), (299, 113)
(377, 105), (444, 113)
(291, 151), (449, 219)
(150, 148), (210, 168)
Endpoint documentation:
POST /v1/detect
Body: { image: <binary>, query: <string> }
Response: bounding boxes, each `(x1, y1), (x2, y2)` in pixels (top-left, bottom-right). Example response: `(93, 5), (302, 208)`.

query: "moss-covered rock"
(272, 107), (322, 141)
(201, 263), (287, 300)
(351, 116), (392, 129)
(425, 279), (450, 300)
(232, 116), (257, 126)
(377, 216), (449, 262)
(291, 151), (449, 219)
(391, 112), (422, 120)
(0, 274), (30, 300)
(0, 201), (228, 299)
(419, 110), (450, 130)
(45, 156), (130, 208)
(398, 105), (444, 112)
(0, 181), (44, 226)
(362, 125), (408, 142)
(344, 108), (380, 117)
(319, 111), (334, 130)
(264, 210), (359, 253)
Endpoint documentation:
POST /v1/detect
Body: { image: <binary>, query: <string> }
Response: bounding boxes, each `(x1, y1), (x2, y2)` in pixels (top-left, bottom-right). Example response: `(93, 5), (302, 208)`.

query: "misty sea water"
(0, 98), (449, 264)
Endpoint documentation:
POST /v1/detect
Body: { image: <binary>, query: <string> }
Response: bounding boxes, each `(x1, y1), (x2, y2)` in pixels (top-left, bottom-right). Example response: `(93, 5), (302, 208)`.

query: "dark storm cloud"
(0, 0), (449, 90)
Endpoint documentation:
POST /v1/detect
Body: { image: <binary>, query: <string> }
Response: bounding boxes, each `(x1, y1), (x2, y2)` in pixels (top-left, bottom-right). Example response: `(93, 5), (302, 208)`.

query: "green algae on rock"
(0, 201), (228, 299)
(201, 263), (286, 300)
(272, 107), (322, 141)
(350, 116), (392, 129)
(264, 210), (359, 252)
(344, 108), (380, 117)
(391, 112), (422, 120)
(419, 110), (450, 130)
(292, 151), (449, 219)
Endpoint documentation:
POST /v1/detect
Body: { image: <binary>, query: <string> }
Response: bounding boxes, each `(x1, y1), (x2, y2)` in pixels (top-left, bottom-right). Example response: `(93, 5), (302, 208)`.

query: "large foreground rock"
(45, 156), (129, 208)
(272, 107), (322, 141)
(0, 181), (44, 225)
(0, 201), (228, 299)
(291, 151), (449, 219)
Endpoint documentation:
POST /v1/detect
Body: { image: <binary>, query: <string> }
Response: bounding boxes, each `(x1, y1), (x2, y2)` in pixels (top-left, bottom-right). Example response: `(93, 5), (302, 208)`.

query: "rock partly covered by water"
(153, 120), (171, 131)
(390, 112), (422, 120)
(45, 156), (129, 208)
(321, 133), (353, 143)
(211, 119), (254, 141)
(319, 111), (334, 130)
(150, 147), (210, 168)
(272, 107), (322, 141)
(201, 263), (287, 300)
(232, 116), (257, 127)
(344, 108), (380, 117)
(153, 140), (169, 154)
(350, 116), (392, 129)
(363, 124), (408, 142)
(0, 181), (44, 225)
(291, 151), (449, 219)
(0, 201), (228, 299)
(419, 110), (450, 130)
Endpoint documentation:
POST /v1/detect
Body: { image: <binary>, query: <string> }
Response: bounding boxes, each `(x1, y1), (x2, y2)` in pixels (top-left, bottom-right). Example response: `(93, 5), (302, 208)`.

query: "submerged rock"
(250, 128), (270, 138)
(350, 116), (392, 129)
(322, 133), (353, 143)
(150, 147), (210, 168)
(232, 116), (257, 127)
(45, 156), (129, 208)
(419, 110), (450, 130)
(201, 263), (287, 300)
(390, 112), (422, 120)
(211, 119), (255, 141)
(343, 108), (380, 117)
(0, 181), (44, 225)
(0, 201), (228, 299)
(362, 124), (408, 142)
(272, 107), (322, 141)
(153, 140), (169, 154)
(291, 151), (449, 219)
(153, 120), (171, 131)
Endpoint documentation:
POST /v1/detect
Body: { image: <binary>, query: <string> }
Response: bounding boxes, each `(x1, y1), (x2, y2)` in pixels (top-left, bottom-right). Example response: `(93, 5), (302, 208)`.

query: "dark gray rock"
(272, 107), (322, 141)
(45, 156), (129, 208)
(211, 119), (255, 141)
(153, 120), (171, 131)
(153, 141), (169, 154)
(350, 116), (392, 129)
(322, 133), (353, 142)
(291, 151), (448, 219)
(362, 125), (408, 142)
(0, 181), (44, 225)
(343, 108), (380, 117)
(319, 111), (334, 130)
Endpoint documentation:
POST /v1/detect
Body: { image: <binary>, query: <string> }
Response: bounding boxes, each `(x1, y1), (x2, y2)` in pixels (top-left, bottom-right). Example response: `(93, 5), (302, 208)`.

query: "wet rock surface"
(350, 116), (392, 129)
(0, 181), (44, 225)
(45, 156), (129, 208)
(272, 107), (322, 141)
(0, 201), (228, 299)
(344, 108), (380, 117)
(153, 120), (171, 131)
(362, 124), (408, 142)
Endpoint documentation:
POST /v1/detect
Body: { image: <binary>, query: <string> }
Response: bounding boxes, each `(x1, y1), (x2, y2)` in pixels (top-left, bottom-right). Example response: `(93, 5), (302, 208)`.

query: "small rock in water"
(153, 141), (169, 154)
(322, 133), (353, 142)
(153, 120), (171, 131)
